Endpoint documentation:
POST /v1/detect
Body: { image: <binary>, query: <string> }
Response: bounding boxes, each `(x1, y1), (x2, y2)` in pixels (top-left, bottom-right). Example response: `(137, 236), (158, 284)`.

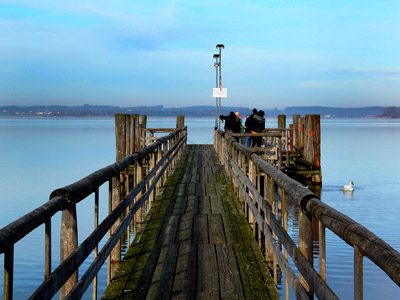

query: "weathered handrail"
(0, 197), (67, 254)
(0, 125), (187, 300)
(0, 129), (184, 251)
(215, 128), (400, 299)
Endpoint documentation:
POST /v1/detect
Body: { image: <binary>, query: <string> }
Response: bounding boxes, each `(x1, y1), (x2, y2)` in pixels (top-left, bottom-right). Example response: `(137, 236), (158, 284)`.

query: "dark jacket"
(245, 114), (257, 133)
(253, 114), (265, 132)
(220, 113), (241, 133)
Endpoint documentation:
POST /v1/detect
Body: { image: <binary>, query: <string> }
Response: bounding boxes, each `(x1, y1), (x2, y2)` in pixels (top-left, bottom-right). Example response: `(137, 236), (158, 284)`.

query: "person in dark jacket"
(245, 108), (259, 146)
(220, 112), (241, 141)
(245, 109), (257, 133)
(252, 110), (265, 147)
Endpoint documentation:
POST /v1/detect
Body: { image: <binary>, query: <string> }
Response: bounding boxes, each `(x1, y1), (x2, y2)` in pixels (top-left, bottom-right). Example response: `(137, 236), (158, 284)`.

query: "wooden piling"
(110, 114), (127, 278)
(115, 114), (127, 160)
(133, 115), (140, 152)
(125, 114), (130, 156)
(278, 115), (286, 129)
(304, 115), (321, 183)
(300, 117), (305, 151)
(292, 115), (300, 151)
(176, 115), (185, 129)
(140, 115), (147, 149)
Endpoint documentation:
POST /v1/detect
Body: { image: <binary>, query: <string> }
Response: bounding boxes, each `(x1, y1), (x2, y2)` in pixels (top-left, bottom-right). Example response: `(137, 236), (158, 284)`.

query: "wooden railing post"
(137, 160), (145, 225)
(60, 205), (78, 299)
(299, 209), (314, 298)
(256, 167), (262, 247)
(4, 245), (14, 300)
(123, 167), (130, 246)
(270, 177), (278, 284)
(355, 245), (363, 300)
(278, 138), (283, 170)
(263, 175), (273, 270)
(149, 152), (156, 206)
(107, 180), (112, 284)
(249, 158), (256, 234)
(282, 190), (289, 300)
(45, 219), (51, 279)
(156, 144), (163, 194)
(93, 188), (99, 300)
(110, 176), (121, 277)
(319, 221), (326, 280)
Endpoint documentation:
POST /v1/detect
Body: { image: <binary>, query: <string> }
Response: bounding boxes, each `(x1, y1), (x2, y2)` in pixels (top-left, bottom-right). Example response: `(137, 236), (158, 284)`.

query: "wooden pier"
(102, 145), (280, 299)
(1, 113), (399, 300)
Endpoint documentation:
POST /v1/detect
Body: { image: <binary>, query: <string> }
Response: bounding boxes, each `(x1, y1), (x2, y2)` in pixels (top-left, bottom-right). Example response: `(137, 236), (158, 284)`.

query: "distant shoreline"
(1, 115), (397, 119)
(1, 104), (399, 118)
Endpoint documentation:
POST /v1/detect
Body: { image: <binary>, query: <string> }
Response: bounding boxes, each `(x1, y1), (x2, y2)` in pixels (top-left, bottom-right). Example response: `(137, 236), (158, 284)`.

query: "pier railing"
(0, 117), (187, 300)
(215, 128), (400, 300)
(230, 129), (292, 169)
(219, 114), (322, 184)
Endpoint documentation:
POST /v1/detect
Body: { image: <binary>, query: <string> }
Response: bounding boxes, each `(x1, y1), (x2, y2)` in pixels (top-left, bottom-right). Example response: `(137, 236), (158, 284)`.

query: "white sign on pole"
(213, 88), (227, 98)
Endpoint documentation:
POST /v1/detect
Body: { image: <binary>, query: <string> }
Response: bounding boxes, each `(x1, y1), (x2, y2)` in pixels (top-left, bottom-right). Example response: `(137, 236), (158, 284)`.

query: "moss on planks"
(102, 145), (280, 300)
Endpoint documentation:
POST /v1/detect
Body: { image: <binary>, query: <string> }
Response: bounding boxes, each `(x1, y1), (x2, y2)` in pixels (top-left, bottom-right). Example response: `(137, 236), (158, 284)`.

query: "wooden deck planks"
(197, 244), (219, 299)
(175, 214), (193, 244)
(171, 244), (197, 299)
(216, 244), (245, 300)
(146, 244), (179, 300)
(102, 145), (279, 300)
(192, 214), (208, 244)
(208, 214), (226, 244)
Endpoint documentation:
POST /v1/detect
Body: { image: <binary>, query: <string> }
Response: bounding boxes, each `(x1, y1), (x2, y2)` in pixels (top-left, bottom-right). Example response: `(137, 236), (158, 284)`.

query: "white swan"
(343, 181), (354, 191)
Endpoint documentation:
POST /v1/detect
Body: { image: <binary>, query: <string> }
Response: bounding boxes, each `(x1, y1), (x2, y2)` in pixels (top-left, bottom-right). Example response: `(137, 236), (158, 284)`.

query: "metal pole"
(213, 53), (220, 129)
(215, 62), (218, 128)
(219, 49), (222, 129)
(216, 44), (224, 129)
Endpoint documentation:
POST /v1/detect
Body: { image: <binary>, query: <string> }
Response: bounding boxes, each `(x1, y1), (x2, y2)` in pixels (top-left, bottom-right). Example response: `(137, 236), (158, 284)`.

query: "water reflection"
(342, 190), (354, 199)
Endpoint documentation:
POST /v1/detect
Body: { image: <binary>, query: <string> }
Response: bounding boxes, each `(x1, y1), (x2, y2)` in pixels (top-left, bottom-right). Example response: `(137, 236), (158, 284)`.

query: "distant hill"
(0, 104), (396, 118)
(282, 106), (386, 118)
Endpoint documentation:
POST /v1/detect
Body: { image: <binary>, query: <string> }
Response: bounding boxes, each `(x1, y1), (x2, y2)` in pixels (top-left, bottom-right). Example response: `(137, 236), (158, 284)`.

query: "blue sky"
(1, 1), (400, 108)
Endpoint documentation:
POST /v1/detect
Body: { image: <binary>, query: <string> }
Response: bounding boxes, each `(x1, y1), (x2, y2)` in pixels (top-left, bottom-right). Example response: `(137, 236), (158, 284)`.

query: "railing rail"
(0, 125), (187, 300)
(215, 128), (400, 300)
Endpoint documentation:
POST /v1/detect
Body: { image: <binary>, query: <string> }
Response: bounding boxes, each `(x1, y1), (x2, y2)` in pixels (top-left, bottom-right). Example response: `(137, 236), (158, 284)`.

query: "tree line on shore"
(380, 106), (400, 118)
(0, 104), (398, 118)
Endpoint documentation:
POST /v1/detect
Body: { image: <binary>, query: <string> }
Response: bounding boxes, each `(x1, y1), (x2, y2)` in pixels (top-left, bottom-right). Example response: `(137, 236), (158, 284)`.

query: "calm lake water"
(0, 117), (399, 299)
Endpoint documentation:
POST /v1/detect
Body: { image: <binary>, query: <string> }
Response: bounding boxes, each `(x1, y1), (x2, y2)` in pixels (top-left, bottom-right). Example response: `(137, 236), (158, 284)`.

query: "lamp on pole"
(216, 44), (225, 129)
(213, 54), (220, 128)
